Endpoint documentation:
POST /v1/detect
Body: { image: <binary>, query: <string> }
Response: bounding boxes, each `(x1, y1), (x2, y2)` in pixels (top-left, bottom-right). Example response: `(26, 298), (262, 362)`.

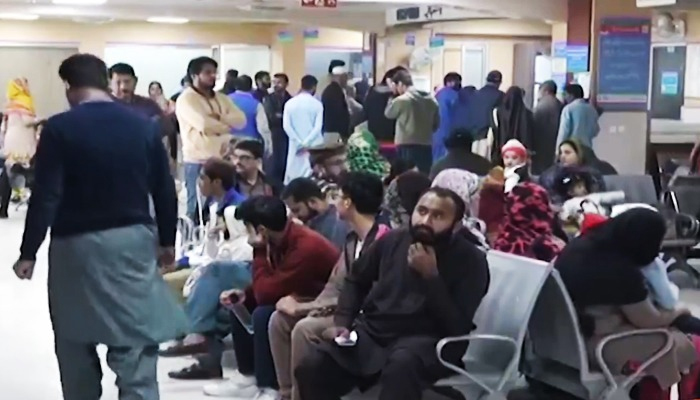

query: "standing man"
(463, 70), (505, 142)
(385, 70), (440, 174)
(433, 72), (462, 162)
(283, 75), (324, 184)
(109, 62), (162, 119)
(264, 73), (292, 184)
(321, 61), (351, 140)
(176, 56), (246, 221)
(13, 53), (186, 400)
(254, 70), (271, 102)
(532, 80), (563, 174)
(556, 83), (600, 150)
(221, 69), (239, 95)
(228, 75), (272, 152)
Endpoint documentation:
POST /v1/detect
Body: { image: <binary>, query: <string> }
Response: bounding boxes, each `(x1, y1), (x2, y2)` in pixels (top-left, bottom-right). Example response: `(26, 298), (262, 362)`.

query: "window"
(461, 44), (487, 88)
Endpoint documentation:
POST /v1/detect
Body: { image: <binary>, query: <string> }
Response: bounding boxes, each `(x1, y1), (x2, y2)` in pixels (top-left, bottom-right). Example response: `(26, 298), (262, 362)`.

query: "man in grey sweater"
(385, 70), (440, 173)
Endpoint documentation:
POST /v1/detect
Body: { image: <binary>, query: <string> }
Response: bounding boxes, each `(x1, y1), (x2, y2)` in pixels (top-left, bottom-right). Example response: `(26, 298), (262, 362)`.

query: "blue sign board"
(303, 28), (319, 40)
(429, 35), (444, 48)
(661, 71), (679, 95)
(553, 42), (567, 58)
(596, 17), (651, 111)
(566, 45), (589, 73)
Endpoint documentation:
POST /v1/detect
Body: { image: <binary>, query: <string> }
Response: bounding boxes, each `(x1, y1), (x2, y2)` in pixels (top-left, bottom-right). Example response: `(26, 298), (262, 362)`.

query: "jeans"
(396, 144), (432, 174)
(184, 162), (203, 220)
(185, 261), (252, 334)
(232, 305), (278, 389)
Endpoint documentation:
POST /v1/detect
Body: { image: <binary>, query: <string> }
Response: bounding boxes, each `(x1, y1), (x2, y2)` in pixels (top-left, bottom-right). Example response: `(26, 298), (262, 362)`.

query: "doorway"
(650, 44), (686, 120)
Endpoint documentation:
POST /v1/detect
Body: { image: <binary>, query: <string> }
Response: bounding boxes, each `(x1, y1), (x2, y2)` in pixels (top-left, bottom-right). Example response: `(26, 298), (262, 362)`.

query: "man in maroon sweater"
(203, 195), (339, 399)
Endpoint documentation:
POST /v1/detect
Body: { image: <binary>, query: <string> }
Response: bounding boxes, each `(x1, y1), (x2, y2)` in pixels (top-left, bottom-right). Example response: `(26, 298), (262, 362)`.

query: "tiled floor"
(1, 207), (697, 400)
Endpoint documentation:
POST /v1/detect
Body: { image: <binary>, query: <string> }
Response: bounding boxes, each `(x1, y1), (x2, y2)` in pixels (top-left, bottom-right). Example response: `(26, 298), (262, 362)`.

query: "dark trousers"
(397, 144), (432, 174)
(231, 305), (278, 389)
(295, 344), (428, 400)
(0, 164), (10, 215)
(271, 130), (288, 184)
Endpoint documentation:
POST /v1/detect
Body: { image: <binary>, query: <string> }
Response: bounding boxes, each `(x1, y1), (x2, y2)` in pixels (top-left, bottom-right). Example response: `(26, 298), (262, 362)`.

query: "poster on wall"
(405, 33), (416, 46)
(277, 31), (293, 43)
(303, 28), (319, 40)
(566, 45), (589, 73)
(596, 17), (652, 111)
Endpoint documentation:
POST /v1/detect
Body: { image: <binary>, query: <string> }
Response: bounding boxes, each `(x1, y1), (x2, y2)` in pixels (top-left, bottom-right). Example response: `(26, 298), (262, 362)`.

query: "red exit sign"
(301, 0), (337, 8)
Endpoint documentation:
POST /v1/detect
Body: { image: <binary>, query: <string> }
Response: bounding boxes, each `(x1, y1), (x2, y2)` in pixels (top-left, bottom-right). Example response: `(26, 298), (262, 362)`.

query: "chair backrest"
(527, 270), (593, 378)
(603, 175), (658, 205)
(668, 176), (700, 217)
(466, 251), (551, 369)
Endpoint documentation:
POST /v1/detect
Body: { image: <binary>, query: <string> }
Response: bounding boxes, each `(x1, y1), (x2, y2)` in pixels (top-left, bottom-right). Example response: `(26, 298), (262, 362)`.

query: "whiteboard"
(218, 44), (271, 82)
(104, 44), (212, 98)
(685, 44), (700, 98)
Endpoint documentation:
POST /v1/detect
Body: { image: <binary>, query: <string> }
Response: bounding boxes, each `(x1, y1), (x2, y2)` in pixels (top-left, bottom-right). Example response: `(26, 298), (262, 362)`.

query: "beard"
(409, 223), (453, 246)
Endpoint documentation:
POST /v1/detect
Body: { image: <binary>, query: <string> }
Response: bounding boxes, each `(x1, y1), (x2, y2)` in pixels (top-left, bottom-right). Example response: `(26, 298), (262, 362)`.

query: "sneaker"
(203, 371), (256, 397)
(254, 388), (280, 400)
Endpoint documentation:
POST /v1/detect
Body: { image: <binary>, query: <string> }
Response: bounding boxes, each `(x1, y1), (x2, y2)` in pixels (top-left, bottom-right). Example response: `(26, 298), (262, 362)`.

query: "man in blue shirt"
(556, 83), (600, 150)
(13, 53), (185, 400)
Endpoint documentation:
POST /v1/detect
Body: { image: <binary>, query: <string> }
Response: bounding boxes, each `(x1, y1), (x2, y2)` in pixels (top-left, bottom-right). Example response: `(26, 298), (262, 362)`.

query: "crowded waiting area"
(6, 0), (700, 399)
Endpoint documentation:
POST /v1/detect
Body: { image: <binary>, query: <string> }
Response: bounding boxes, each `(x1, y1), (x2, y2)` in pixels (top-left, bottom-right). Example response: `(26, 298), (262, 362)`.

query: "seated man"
(295, 187), (490, 400)
(229, 139), (280, 197)
(164, 158), (251, 377)
(308, 132), (348, 202)
(270, 172), (390, 400)
(203, 196), (339, 399)
(282, 177), (349, 250)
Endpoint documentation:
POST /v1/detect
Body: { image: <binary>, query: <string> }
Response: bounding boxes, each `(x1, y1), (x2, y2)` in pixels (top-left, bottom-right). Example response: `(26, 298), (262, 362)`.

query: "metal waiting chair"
(522, 270), (673, 400)
(432, 251), (552, 400)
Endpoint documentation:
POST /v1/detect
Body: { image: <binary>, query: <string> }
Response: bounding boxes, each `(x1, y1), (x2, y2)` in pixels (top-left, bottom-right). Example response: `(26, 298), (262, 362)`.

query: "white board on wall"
(104, 44), (213, 98)
(685, 44), (700, 98)
(217, 44), (271, 82)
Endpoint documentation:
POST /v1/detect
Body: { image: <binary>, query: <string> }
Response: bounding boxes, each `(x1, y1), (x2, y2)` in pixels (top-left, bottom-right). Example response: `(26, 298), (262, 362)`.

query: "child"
(501, 139), (530, 193)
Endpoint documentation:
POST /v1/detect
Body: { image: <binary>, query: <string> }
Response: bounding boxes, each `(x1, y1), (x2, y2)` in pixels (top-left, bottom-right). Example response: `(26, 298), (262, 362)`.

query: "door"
(650, 45), (686, 119)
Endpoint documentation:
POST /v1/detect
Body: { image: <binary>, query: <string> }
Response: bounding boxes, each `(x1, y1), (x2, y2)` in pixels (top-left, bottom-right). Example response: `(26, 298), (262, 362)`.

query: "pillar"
(270, 26), (307, 94)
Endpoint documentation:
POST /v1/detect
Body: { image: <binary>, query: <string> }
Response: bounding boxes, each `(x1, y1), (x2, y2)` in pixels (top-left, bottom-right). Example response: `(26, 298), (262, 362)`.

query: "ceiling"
(0, 0), (567, 31)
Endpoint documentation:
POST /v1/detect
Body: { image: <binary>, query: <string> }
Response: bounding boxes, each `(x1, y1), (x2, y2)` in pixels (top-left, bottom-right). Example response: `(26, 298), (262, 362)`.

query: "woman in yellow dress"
(1, 78), (41, 202)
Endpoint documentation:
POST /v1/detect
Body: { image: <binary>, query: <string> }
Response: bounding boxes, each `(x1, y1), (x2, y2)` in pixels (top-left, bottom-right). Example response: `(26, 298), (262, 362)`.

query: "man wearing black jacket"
(263, 73), (292, 184)
(321, 60), (350, 140)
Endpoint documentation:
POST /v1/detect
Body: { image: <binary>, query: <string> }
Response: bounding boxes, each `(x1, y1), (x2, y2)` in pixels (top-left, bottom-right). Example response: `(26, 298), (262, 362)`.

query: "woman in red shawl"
(492, 181), (565, 262)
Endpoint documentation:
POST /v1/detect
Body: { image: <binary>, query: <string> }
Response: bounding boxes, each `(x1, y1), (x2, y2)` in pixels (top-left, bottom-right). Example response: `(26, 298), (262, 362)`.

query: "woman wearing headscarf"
(431, 168), (487, 247)
(148, 81), (174, 113)
(539, 138), (615, 203)
(555, 208), (698, 391)
(492, 181), (565, 261)
(478, 166), (506, 243)
(490, 86), (534, 165)
(382, 170), (431, 229)
(346, 126), (389, 178)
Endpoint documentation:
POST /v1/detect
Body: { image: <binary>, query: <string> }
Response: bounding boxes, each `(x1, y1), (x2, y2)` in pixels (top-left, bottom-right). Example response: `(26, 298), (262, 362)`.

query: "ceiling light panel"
(52, 0), (108, 5)
(0, 13), (40, 21)
(146, 16), (189, 24)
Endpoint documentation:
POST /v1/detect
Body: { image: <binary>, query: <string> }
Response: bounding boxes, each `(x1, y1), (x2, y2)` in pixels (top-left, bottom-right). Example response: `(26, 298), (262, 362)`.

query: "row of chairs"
(425, 251), (671, 400)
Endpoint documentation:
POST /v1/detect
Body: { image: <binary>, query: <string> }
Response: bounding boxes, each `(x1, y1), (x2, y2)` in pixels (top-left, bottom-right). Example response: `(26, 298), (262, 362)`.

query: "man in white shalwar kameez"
(282, 75), (324, 184)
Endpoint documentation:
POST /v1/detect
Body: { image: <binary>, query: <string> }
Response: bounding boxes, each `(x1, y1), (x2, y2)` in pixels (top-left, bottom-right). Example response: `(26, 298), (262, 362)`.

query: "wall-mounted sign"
(566, 45), (589, 73)
(301, 0), (337, 8)
(661, 71), (679, 95)
(303, 28), (319, 40)
(277, 31), (293, 43)
(596, 17), (651, 111)
(429, 35), (444, 48)
(405, 33), (416, 46)
(386, 6), (492, 26)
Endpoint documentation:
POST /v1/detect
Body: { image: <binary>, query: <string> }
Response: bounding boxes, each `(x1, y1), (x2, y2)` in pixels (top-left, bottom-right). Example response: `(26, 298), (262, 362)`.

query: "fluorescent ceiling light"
(0, 13), (40, 20)
(52, 0), (107, 5)
(147, 16), (189, 24)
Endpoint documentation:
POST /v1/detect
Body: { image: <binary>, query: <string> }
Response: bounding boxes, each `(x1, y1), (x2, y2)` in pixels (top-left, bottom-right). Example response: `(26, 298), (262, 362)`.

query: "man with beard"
(282, 177), (349, 250)
(176, 56), (246, 221)
(321, 60), (351, 140)
(263, 73), (292, 185)
(254, 70), (272, 102)
(230, 140), (279, 197)
(295, 187), (490, 400)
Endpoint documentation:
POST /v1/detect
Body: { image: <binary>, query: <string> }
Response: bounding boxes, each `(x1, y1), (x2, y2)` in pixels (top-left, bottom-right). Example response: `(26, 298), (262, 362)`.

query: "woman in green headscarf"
(346, 125), (390, 178)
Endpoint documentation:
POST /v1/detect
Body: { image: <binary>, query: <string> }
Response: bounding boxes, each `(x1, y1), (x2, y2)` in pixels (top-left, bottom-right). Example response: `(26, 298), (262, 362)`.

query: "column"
(270, 25), (307, 94)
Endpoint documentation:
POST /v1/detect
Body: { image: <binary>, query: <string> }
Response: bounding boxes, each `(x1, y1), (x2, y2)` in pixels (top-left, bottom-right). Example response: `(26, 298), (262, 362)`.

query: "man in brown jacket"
(268, 172), (389, 400)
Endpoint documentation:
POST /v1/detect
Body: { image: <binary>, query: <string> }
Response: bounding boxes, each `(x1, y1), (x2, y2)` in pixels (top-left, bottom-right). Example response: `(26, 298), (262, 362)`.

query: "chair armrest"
(595, 329), (673, 391)
(435, 334), (519, 393)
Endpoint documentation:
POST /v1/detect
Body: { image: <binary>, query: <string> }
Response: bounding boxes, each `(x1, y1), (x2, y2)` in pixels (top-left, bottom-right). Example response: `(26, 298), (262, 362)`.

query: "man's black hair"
(541, 80), (557, 95)
(254, 70), (270, 82)
(273, 73), (289, 84)
(444, 127), (473, 149)
(339, 172), (383, 215)
(424, 186), (466, 225)
(384, 158), (416, 185)
(564, 83), (585, 99)
(187, 56), (218, 78)
(58, 53), (110, 91)
(181, 75), (191, 86)
(328, 59), (346, 74)
(202, 158), (236, 190)
(234, 140), (264, 159)
(235, 195), (288, 232)
(301, 75), (318, 91)
(235, 75), (254, 92)
(281, 178), (324, 203)
(391, 70), (413, 86)
(108, 62), (136, 78)
(443, 72), (462, 86)
(226, 69), (239, 80)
